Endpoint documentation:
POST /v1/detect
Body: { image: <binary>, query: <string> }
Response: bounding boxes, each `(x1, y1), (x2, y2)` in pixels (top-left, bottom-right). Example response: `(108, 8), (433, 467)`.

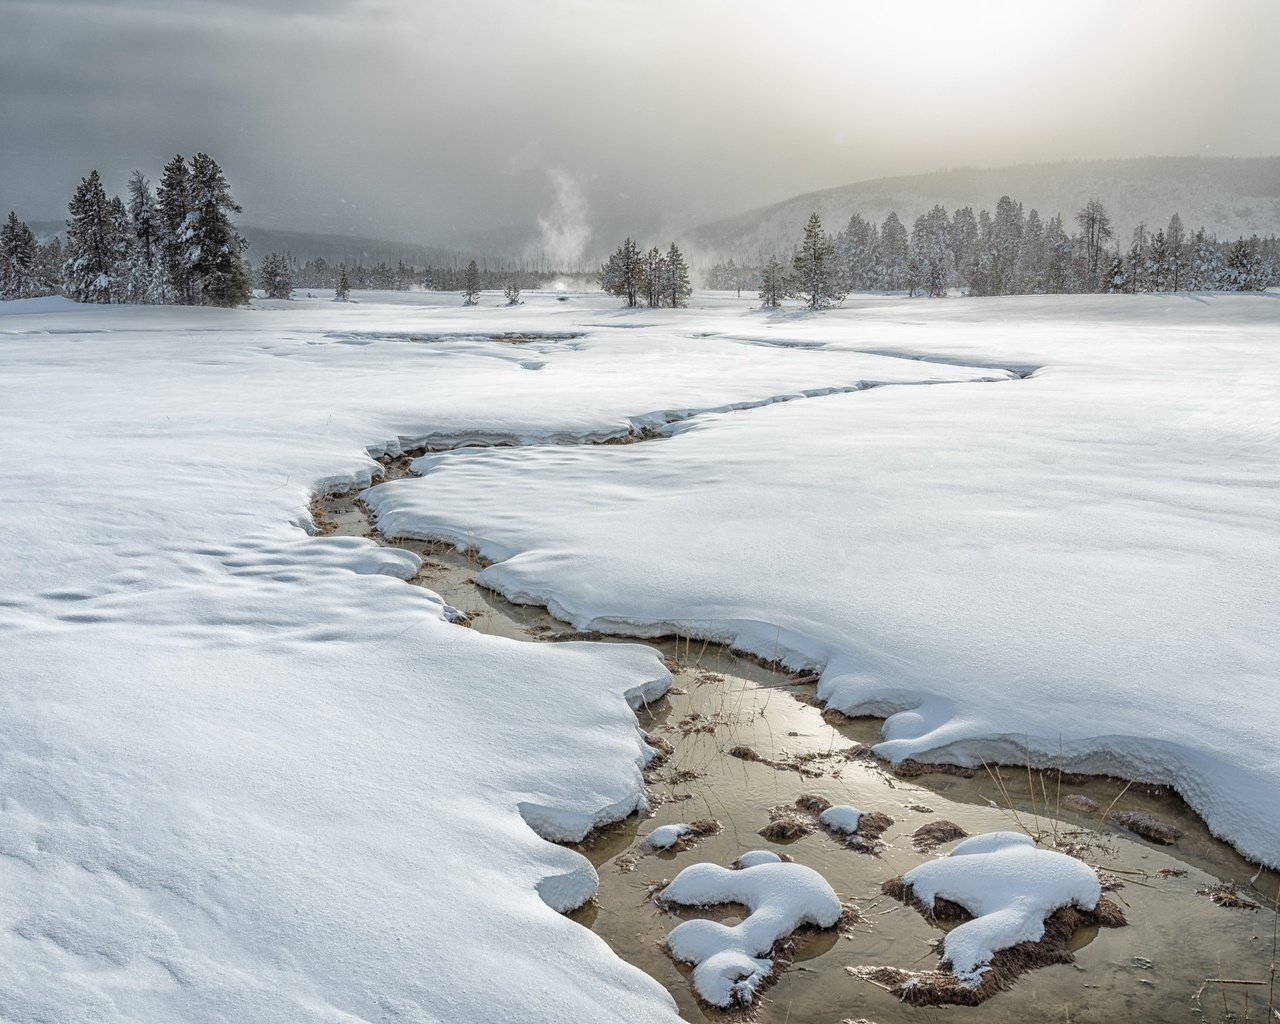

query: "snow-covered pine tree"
(0, 212), (40, 299)
(462, 259), (481, 304)
(1124, 240), (1144, 294)
(1165, 213), (1186, 291)
(1226, 237), (1261, 291)
(1018, 209), (1046, 293)
(988, 195), (1024, 295)
(503, 281), (521, 305)
(759, 255), (786, 308)
(598, 238), (642, 307)
(664, 242), (691, 308)
(334, 264), (351, 301)
(63, 170), (127, 304)
(1188, 229), (1223, 290)
(1107, 252), (1128, 293)
(258, 252), (294, 299)
(836, 213), (878, 293)
(186, 153), (251, 307)
(155, 154), (194, 303)
(105, 196), (133, 303)
(791, 213), (843, 309)
(878, 212), (909, 293)
(641, 246), (665, 307)
(1147, 229), (1168, 292)
(906, 205), (951, 297)
(1076, 197), (1114, 292)
(949, 206), (978, 292)
(36, 238), (63, 296)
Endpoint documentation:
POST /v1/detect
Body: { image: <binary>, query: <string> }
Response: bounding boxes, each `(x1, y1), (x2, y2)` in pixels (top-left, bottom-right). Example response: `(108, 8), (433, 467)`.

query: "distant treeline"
(704, 198), (1280, 302)
(285, 257), (594, 294)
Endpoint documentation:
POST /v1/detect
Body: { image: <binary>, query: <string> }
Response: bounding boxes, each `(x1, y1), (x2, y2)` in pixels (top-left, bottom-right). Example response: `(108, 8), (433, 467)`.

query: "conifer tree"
(0, 212), (40, 300)
(664, 242), (692, 308)
(949, 206), (979, 292)
(186, 153), (251, 306)
(462, 259), (481, 304)
(790, 213), (843, 309)
(599, 237), (643, 307)
(1147, 229), (1168, 291)
(907, 205), (952, 297)
(503, 282), (521, 305)
(1165, 213), (1186, 291)
(155, 154), (194, 303)
(36, 238), (63, 296)
(878, 212), (909, 293)
(759, 255), (786, 308)
(63, 170), (126, 304)
(641, 246), (665, 307)
(334, 264), (351, 301)
(258, 252), (294, 299)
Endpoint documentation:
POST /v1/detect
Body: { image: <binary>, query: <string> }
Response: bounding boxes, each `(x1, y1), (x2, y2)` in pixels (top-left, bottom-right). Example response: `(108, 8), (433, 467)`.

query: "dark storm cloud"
(2, 0), (1278, 248)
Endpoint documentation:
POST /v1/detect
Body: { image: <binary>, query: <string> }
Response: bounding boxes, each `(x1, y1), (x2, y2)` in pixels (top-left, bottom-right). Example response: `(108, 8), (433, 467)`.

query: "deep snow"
(1, 288), (1276, 1021)
(365, 291), (1280, 868)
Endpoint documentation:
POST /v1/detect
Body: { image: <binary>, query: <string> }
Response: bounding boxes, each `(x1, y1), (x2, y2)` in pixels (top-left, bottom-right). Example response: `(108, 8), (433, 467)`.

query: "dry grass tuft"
(891, 758), (976, 779)
(1197, 884), (1260, 910)
(795, 793), (833, 814)
(911, 820), (969, 852)
(1111, 810), (1181, 844)
(856, 811), (895, 840)
(1063, 793), (1103, 813)
(759, 803), (816, 842)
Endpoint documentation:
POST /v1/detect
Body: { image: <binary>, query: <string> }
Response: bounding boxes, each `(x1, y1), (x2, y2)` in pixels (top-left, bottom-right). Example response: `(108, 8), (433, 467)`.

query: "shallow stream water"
(316, 482), (1279, 1024)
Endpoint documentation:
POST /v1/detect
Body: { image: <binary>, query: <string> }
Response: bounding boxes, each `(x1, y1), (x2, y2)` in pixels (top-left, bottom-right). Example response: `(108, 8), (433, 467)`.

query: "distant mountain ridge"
(684, 157), (1280, 262)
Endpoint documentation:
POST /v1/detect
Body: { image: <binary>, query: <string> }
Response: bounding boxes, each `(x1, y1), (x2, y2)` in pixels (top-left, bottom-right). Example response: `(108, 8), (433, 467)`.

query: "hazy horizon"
(4, 0), (1279, 257)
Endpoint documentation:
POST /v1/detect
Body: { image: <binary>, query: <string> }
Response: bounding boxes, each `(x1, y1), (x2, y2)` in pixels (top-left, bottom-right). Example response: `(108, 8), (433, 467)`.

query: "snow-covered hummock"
(734, 850), (783, 868)
(818, 805), (863, 834)
(903, 831), (1101, 986)
(646, 823), (692, 849)
(662, 860), (842, 1007)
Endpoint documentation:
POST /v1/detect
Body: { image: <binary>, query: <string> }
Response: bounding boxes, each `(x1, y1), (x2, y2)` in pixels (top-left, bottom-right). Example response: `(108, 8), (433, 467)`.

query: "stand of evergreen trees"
(598, 239), (692, 307)
(706, 198), (1280, 302)
(0, 154), (253, 306)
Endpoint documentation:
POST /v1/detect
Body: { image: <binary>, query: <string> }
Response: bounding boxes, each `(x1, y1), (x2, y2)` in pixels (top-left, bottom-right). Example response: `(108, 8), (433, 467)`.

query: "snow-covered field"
(0, 288), (1276, 1021)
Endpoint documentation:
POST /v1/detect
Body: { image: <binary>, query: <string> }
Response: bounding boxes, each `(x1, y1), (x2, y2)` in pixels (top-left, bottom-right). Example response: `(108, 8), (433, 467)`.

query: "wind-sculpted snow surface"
(363, 292), (1280, 867)
(0, 291), (1016, 1022)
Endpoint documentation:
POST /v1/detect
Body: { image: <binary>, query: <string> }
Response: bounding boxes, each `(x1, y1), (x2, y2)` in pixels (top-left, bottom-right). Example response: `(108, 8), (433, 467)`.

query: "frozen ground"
(0, 288), (1276, 1020)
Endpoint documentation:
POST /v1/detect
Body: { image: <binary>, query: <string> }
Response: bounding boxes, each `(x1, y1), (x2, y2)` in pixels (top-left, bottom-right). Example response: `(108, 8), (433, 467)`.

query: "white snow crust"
(902, 831), (1102, 985)
(363, 292), (1280, 866)
(661, 860), (842, 1007)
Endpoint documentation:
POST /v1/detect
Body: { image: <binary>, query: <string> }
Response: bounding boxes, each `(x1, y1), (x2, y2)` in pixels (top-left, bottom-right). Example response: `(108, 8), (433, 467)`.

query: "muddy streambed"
(315, 482), (1279, 1024)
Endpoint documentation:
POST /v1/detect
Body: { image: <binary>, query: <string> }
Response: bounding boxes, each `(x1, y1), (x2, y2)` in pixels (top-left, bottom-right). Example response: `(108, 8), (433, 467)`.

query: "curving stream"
(313, 464), (1278, 1024)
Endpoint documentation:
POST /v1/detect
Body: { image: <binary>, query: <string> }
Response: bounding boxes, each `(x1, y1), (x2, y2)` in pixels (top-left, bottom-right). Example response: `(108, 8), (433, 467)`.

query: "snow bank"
(364, 293), (1280, 866)
(902, 831), (1102, 985)
(661, 860), (842, 1006)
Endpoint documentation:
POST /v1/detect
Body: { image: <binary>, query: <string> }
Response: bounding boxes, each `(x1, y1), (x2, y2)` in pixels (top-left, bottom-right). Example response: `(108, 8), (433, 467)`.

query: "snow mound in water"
(733, 849), (783, 868)
(903, 831), (1102, 986)
(646, 823), (692, 849)
(661, 860), (842, 1007)
(818, 804), (863, 833)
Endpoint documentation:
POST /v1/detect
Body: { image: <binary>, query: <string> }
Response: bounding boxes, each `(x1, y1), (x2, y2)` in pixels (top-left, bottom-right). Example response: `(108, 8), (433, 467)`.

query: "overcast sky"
(3, 0), (1277, 248)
